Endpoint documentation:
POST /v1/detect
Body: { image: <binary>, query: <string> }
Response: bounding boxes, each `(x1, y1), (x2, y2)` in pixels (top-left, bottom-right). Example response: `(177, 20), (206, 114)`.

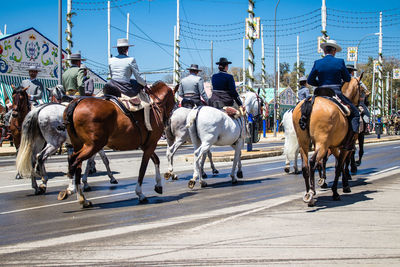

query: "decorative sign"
(347, 47), (358, 62)
(393, 69), (400, 79)
(373, 60), (382, 73)
(245, 17), (260, 39)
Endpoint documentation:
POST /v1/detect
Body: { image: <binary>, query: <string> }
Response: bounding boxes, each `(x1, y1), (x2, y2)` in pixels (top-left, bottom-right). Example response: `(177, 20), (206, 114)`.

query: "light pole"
(354, 32), (379, 75)
(273, 0), (281, 137)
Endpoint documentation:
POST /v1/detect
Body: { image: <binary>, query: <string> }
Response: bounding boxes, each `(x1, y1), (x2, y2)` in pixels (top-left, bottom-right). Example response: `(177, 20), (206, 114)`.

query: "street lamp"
(273, 0), (281, 137)
(354, 32), (379, 75)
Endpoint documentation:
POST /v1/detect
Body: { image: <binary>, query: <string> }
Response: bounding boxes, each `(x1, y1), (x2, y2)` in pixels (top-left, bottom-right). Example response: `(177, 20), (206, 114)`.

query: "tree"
(293, 61), (305, 76)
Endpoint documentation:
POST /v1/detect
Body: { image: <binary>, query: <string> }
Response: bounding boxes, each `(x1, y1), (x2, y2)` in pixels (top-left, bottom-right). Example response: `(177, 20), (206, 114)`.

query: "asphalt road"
(0, 139), (399, 265)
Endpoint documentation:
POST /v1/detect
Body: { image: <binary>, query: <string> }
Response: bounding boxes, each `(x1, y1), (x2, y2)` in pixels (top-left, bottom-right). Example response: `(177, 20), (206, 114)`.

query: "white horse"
(16, 103), (117, 195)
(282, 109), (300, 174)
(185, 90), (261, 188)
(164, 107), (218, 180)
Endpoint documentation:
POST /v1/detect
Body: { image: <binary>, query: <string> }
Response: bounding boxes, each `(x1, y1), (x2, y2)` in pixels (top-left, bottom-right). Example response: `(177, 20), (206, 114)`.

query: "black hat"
(216, 57), (232, 65)
(346, 64), (357, 71)
(186, 64), (202, 71)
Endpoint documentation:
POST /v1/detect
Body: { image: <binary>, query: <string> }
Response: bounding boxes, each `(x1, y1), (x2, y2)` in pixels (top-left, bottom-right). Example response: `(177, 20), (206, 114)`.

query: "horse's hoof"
(284, 167), (290, 173)
(308, 198), (316, 207)
(88, 167), (96, 175)
(15, 173), (22, 180)
(139, 197), (148, 204)
(154, 185), (163, 194)
(57, 190), (69, 201)
(200, 181), (207, 188)
(39, 184), (47, 194)
(172, 174), (179, 180)
(232, 179), (238, 185)
(82, 201), (93, 208)
(294, 169), (300, 175)
(110, 178), (118, 184)
(237, 170), (243, 179)
(351, 166), (357, 174)
(212, 169), (219, 175)
(321, 182), (328, 189)
(355, 160), (361, 167)
(343, 186), (351, 193)
(332, 194), (341, 201)
(83, 185), (91, 192)
(347, 175), (352, 181)
(164, 172), (172, 180)
(303, 191), (314, 203)
(188, 180), (196, 189)
(202, 173), (208, 179)
(317, 178), (326, 187)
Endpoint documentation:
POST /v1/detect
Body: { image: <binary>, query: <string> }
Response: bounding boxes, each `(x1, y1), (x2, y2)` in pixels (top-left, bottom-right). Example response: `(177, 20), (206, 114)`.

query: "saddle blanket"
(223, 106), (246, 119)
(117, 91), (153, 131)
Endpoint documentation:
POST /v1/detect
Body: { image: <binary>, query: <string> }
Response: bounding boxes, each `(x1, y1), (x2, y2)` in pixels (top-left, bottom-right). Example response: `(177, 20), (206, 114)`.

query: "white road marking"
(392, 146), (400, 149)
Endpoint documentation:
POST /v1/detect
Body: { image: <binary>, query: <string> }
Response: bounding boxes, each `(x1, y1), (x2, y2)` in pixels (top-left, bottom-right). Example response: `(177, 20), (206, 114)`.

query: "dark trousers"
(333, 89), (360, 132)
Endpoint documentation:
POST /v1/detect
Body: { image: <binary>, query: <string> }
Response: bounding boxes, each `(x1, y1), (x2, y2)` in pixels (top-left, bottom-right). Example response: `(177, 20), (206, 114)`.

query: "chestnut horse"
(61, 81), (175, 208)
(292, 75), (363, 206)
(10, 86), (30, 150)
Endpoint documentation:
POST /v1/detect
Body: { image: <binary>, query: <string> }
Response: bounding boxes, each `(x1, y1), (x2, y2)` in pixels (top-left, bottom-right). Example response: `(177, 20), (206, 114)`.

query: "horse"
(281, 109), (300, 174)
(292, 75), (363, 206)
(9, 86), (30, 150)
(164, 107), (218, 181)
(60, 81), (175, 208)
(16, 103), (117, 195)
(184, 92), (259, 188)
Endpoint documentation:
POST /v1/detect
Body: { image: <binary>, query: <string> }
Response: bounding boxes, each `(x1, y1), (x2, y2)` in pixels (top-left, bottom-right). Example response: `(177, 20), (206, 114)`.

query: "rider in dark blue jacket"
(307, 39), (360, 150)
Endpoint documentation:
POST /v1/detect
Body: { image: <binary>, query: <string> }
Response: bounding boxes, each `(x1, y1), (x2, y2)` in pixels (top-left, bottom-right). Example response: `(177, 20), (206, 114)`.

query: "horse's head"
(242, 91), (263, 117)
(148, 81), (176, 124)
(11, 85), (30, 118)
(50, 84), (65, 103)
(342, 72), (364, 106)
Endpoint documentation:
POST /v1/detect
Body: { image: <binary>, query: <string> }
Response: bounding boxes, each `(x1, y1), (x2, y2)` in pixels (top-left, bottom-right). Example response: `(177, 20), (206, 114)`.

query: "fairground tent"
(0, 27), (106, 106)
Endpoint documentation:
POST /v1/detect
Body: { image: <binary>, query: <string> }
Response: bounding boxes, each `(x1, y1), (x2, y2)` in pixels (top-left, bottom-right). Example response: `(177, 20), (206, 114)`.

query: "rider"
(178, 64), (208, 108)
(297, 76), (310, 101)
(62, 52), (86, 96)
(307, 39), (360, 150)
(80, 64), (95, 96)
(20, 65), (44, 105)
(106, 38), (147, 97)
(209, 57), (242, 109)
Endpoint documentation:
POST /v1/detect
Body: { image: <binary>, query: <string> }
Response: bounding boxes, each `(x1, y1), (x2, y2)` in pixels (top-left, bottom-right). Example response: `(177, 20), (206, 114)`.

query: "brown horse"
(61, 81), (176, 208)
(10, 86), (31, 150)
(292, 75), (363, 206)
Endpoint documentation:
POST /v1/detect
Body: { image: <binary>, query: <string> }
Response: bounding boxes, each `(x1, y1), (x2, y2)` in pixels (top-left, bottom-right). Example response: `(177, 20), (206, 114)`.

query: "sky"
(2, 0), (400, 82)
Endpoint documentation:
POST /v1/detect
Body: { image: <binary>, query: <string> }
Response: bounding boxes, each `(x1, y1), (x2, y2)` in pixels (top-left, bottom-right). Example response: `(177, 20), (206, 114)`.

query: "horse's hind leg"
(165, 138), (185, 180)
(82, 154), (96, 192)
(284, 153), (291, 173)
(293, 147), (300, 174)
(36, 143), (59, 194)
(208, 150), (219, 175)
(151, 153), (163, 195)
(190, 143), (211, 188)
(231, 139), (244, 184)
(356, 133), (365, 166)
(99, 149), (117, 184)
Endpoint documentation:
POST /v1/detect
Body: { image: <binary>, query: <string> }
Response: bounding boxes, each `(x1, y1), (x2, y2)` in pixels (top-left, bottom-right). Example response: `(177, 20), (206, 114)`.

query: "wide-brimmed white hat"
(27, 65), (41, 72)
(113, 38), (134, 48)
(68, 52), (86, 61)
(320, 39), (342, 53)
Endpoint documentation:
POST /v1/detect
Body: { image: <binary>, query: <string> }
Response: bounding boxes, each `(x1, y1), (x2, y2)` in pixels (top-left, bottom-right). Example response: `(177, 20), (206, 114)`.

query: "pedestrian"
(20, 65), (44, 105)
(209, 57), (242, 109)
(178, 64), (208, 108)
(297, 76), (310, 101)
(62, 52), (86, 96)
(105, 38), (147, 97)
(80, 64), (95, 96)
(307, 39), (360, 150)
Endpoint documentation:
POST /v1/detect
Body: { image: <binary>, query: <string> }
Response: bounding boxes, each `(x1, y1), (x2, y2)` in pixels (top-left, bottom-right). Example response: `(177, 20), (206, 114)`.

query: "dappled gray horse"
(16, 103), (117, 195)
(164, 107), (218, 180)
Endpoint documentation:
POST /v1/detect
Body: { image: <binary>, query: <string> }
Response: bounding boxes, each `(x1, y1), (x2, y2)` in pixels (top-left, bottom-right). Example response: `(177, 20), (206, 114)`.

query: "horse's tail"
(186, 107), (202, 146)
(164, 117), (175, 144)
(16, 108), (43, 178)
(282, 110), (299, 161)
(299, 96), (315, 130)
(186, 108), (199, 129)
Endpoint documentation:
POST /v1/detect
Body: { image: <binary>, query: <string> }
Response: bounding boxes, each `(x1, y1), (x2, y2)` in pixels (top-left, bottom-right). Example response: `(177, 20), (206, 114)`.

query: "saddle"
(223, 106), (245, 119)
(106, 91), (153, 131)
(314, 87), (350, 117)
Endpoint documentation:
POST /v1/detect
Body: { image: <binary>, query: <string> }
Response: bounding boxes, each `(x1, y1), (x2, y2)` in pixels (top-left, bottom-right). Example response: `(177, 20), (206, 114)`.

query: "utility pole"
(242, 37), (246, 91)
(296, 35), (300, 101)
(58, 0), (62, 84)
(277, 46), (280, 130)
(173, 25), (177, 86)
(174, 0), (181, 85)
(247, 0), (256, 91)
(107, 1), (111, 60)
(210, 41), (213, 78)
(126, 13), (130, 40)
(274, 0), (281, 137)
(378, 11), (383, 116)
(261, 24), (266, 88)
(390, 73), (393, 114)
(371, 63), (376, 121)
(321, 0), (327, 37)
(386, 72), (390, 115)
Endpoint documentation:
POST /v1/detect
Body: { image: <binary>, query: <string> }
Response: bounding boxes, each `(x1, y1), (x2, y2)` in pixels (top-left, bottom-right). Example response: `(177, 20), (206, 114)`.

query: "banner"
(317, 36), (329, 54)
(245, 17), (260, 39)
(393, 69), (400, 79)
(347, 47), (358, 62)
(373, 60), (382, 74)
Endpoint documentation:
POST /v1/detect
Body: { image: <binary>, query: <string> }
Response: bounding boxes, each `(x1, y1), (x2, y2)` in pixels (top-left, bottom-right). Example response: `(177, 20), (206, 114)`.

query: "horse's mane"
(342, 77), (360, 105)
